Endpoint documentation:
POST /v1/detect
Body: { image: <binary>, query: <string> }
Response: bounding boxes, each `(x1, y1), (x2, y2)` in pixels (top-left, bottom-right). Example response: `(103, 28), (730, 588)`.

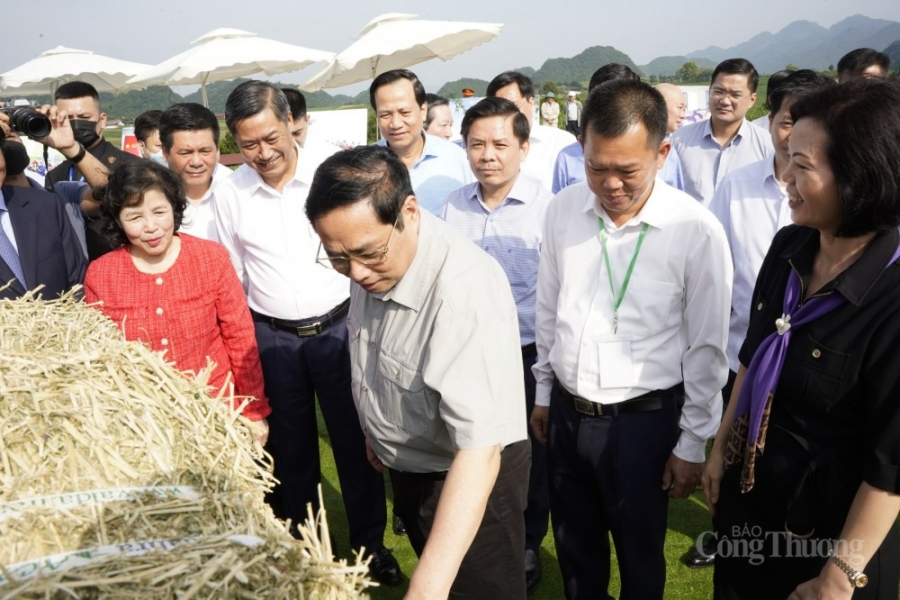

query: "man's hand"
(529, 405), (550, 445)
(661, 453), (702, 499)
(36, 105), (78, 156)
(365, 438), (384, 473)
(242, 417), (269, 447)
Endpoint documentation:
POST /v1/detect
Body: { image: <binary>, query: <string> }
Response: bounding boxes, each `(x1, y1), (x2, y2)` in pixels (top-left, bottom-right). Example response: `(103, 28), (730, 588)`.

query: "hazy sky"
(4, 0), (899, 95)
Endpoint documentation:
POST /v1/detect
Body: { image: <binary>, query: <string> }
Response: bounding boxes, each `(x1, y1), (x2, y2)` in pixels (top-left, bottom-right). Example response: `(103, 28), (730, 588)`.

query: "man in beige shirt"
(306, 144), (529, 600)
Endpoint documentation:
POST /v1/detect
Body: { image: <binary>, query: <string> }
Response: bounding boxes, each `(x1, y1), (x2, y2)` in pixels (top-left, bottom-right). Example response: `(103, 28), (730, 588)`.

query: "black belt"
(521, 343), (537, 360)
(251, 299), (350, 338)
(559, 383), (680, 418)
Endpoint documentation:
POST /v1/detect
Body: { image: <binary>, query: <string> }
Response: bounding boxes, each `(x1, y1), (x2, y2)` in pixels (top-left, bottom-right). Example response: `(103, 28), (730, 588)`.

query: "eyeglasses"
(316, 213), (401, 274)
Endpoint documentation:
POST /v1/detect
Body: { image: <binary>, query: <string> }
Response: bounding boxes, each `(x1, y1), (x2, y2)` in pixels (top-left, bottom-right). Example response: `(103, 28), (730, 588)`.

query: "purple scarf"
(734, 242), (900, 454)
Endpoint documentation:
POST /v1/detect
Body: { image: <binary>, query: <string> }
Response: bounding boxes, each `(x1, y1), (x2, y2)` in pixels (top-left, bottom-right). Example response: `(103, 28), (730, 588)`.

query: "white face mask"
(149, 150), (167, 166)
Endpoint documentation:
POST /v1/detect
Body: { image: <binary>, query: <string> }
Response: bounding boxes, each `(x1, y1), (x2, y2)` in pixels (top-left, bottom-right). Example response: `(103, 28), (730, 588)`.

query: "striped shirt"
(441, 176), (552, 345)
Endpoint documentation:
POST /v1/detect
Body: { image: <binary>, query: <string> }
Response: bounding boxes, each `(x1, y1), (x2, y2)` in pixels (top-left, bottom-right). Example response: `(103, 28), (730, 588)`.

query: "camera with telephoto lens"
(1, 106), (51, 140)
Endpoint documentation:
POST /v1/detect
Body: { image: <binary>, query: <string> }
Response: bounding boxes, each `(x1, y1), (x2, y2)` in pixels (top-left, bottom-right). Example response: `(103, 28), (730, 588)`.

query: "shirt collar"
(778, 226), (900, 306)
(0, 187), (6, 212)
(380, 210), (437, 311)
(471, 174), (533, 208)
(580, 177), (669, 230)
(702, 118), (751, 146)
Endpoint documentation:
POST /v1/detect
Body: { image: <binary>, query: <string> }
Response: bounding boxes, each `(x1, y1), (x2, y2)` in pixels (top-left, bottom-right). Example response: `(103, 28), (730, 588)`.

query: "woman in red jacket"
(84, 161), (270, 439)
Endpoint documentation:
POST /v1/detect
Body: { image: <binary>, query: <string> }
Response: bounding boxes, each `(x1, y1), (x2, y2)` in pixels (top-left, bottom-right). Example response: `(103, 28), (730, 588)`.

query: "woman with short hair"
(704, 76), (900, 599)
(84, 161), (270, 437)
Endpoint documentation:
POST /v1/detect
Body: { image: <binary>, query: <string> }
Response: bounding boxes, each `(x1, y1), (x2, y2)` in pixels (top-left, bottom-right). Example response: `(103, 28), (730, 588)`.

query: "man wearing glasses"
(308, 144), (530, 600)
(671, 58), (773, 208)
(213, 81), (400, 586)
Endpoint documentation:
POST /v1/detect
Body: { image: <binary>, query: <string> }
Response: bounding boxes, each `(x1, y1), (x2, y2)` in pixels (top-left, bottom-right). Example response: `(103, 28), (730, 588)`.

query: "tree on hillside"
(785, 63), (800, 71)
(540, 81), (560, 97)
(676, 61), (701, 82)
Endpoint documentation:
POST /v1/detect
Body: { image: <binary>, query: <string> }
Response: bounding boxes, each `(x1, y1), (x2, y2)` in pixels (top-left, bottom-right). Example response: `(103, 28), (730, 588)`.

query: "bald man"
(655, 84), (686, 134)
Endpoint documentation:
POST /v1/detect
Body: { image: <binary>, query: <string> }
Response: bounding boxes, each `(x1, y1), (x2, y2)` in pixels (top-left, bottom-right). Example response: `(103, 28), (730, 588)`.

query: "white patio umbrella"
(126, 28), (335, 107)
(0, 46), (152, 96)
(300, 14), (503, 91)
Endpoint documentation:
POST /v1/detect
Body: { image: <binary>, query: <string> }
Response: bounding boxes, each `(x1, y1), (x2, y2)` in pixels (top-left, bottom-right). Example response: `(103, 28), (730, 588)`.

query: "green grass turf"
(314, 409), (716, 599)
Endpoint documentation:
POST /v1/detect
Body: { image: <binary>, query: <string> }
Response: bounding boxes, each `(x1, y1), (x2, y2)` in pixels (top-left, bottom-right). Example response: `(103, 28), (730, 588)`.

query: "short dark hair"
(582, 79), (668, 149)
(461, 97), (530, 145)
(711, 58), (760, 93)
(281, 88), (308, 120)
(588, 63), (640, 92)
(306, 145), (413, 230)
(98, 161), (187, 248)
(55, 81), (100, 104)
(764, 69), (795, 111)
(369, 69), (427, 110)
(789, 77), (900, 237)
(837, 48), (891, 79)
(159, 103), (220, 150)
(134, 110), (163, 144)
(486, 71), (535, 101)
(767, 69), (831, 116)
(225, 80), (290, 134)
(424, 94), (450, 129)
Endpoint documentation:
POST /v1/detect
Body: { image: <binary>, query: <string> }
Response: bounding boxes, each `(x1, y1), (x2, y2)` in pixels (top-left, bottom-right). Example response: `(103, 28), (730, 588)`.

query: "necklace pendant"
(775, 313), (792, 336)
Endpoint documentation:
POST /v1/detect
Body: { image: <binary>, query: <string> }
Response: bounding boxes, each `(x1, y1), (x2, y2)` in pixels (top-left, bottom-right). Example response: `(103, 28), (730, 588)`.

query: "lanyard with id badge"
(597, 218), (648, 389)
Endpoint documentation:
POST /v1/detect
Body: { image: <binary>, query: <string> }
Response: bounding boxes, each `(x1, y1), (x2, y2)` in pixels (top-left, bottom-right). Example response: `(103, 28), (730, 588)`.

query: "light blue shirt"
(0, 190), (18, 252)
(709, 157), (791, 372)
(377, 132), (473, 216)
(440, 176), (551, 344)
(551, 140), (685, 194)
(671, 118), (774, 207)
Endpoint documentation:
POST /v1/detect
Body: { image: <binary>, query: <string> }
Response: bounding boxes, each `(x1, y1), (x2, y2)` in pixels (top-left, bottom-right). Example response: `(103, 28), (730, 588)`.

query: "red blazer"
(84, 234), (270, 420)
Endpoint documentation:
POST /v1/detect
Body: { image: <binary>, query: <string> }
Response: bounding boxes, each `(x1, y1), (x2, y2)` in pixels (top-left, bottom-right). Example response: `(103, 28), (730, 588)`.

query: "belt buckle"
(572, 397), (595, 416)
(295, 321), (323, 337)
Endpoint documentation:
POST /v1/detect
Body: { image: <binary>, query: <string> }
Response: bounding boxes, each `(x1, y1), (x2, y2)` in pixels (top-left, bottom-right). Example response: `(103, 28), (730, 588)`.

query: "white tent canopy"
(127, 28), (335, 107)
(0, 46), (152, 96)
(301, 14), (503, 91)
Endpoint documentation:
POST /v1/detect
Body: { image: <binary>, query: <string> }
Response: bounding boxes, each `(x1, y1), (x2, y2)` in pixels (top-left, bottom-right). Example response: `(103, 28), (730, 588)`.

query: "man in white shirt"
(672, 58), (773, 207)
(487, 71), (576, 193)
(213, 81), (399, 585)
(530, 79), (731, 599)
(370, 69), (472, 216)
(159, 103), (231, 242)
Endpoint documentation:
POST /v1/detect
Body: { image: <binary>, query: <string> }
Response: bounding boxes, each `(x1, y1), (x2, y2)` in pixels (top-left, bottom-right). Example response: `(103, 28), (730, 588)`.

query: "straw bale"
(0, 290), (373, 598)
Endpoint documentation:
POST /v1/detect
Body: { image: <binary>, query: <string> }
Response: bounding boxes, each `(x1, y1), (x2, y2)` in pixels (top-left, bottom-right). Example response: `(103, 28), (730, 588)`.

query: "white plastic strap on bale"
(0, 485), (201, 522)
(0, 534), (265, 586)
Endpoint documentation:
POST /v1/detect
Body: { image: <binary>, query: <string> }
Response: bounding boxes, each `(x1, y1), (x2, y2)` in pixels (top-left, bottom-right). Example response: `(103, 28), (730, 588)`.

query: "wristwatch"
(829, 550), (868, 588)
(66, 143), (86, 164)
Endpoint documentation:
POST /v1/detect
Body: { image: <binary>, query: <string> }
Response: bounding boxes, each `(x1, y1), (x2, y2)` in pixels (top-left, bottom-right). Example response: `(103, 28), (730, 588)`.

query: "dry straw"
(0, 290), (373, 598)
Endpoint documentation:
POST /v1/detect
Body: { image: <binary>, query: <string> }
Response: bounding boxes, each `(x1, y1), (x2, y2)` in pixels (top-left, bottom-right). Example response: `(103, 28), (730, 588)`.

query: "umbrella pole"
(201, 73), (209, 109)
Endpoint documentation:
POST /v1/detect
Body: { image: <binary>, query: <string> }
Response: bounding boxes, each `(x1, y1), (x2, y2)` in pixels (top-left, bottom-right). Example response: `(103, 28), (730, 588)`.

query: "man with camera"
(43, 81), (140, 260)
(0, 109), (87, 300)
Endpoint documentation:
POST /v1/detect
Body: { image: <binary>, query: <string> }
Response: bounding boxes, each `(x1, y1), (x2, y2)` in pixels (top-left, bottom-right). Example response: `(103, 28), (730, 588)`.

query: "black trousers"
(714, 465), (900, 599)
(255, 311), (387, 554)
(523, 353), (550, 551)
(566, 120), (580, 136)
(390, 440), (530, 599)
(547, 383), (683, 600)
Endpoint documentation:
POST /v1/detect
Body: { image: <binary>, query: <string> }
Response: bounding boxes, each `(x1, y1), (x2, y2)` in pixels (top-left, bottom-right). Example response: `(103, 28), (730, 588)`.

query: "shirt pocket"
(622, 276), (682, 337)
(794, 334), (850, 409)
(374, 351), (431, 436)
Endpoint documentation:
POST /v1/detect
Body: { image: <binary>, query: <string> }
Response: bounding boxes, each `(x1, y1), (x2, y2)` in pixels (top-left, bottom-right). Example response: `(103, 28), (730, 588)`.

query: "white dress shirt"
(671, 118), (773, 207)
(213, 144), (349, 320)
(534, 180), (732, 462)
(709, 157), (791, 372)
(522, 124), (576, 193)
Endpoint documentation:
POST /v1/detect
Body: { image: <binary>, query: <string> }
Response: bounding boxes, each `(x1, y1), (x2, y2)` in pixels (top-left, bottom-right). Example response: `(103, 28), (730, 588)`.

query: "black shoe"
(392, 515), (407, 536)
(681, 534), (716, 568)
(368, 548), (403, 586)
(525, 549), (542, 593)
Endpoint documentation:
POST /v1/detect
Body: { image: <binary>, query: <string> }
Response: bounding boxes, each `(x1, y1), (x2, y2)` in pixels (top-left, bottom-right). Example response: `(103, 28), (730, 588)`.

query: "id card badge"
(597, 336), (636, 389)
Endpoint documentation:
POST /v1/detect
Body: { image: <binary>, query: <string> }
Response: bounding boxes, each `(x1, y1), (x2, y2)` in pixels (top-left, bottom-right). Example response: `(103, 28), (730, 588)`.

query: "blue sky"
(4, 0), (899, 95)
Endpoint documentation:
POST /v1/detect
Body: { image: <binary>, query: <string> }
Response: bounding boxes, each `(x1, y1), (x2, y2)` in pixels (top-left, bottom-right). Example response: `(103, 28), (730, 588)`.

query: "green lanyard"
(598, 219), (649, 334)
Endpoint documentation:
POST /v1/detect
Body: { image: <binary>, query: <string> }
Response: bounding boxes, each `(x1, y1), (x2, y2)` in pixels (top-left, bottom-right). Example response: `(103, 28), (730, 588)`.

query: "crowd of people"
(0, 43), (898, 599)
